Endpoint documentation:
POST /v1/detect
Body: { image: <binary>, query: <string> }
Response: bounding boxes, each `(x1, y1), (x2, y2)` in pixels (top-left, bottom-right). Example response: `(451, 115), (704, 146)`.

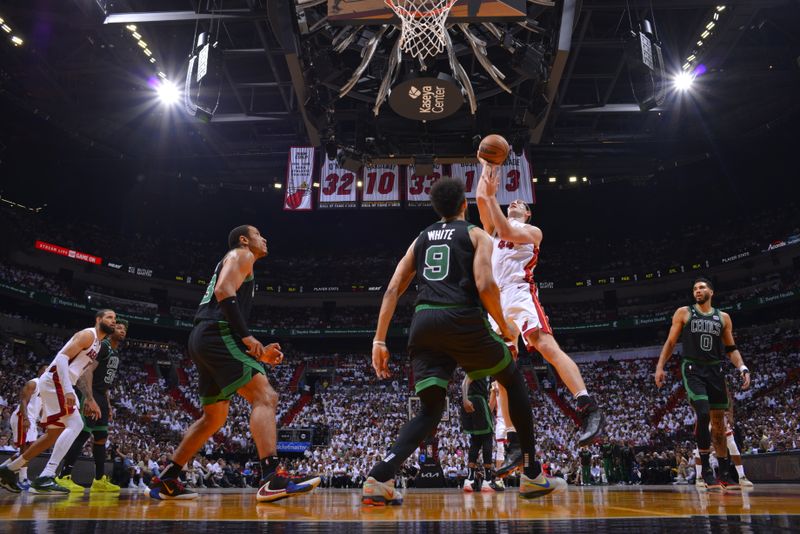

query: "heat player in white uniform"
(475, 162), (604, 464)
(6, 365), (47, 486)
(0, 310), (115, 494)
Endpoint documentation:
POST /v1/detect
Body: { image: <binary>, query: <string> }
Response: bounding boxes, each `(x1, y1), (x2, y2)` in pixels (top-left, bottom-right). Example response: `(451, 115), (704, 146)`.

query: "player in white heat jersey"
(6, 365), (48, 489)
(476, 162), (604, 475)
(0, 309), (116, 494)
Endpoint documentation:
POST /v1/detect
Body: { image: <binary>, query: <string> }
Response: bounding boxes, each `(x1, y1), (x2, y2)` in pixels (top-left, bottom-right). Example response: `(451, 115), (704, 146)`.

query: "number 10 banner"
(361, 163), (401, 208)
(318, 156), (358, 209)
(450, 151), (534, 206)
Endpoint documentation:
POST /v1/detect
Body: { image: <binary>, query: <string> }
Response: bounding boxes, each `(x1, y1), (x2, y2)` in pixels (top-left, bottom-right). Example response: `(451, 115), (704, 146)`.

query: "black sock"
(93, 443), (106, 481)
(484, 465), (495, 482)
(576, 395), (596, 412)
(495, 364), (541, 479)
(59, 430), (90, 477)
(261, 456), (280, 480)
(161, 461), (184, 480)
(506, 431), (519, 447)
(717, 456), (730, 476)
(467, 466), (475, 480)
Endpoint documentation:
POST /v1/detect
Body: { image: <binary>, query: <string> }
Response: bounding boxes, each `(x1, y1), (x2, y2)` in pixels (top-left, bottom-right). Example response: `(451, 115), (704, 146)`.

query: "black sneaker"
(256, 473), (321, 503)
(30, 476), (69, 495)
(702, 471), (723, 492)
(576, 397), (605, 446)
(489, 480), (506, 492)
(495, 447), (522, 478)
(0, 466), (21, 493)
(147, 477), (199, 500)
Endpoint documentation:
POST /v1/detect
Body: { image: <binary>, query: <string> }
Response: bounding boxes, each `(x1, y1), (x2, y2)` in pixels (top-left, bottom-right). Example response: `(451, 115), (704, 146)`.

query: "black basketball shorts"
(188, 320), (265, 405)
(461, 396), (494, 435)
(408, 304), (512, 394)
(681, 359), (729, 410)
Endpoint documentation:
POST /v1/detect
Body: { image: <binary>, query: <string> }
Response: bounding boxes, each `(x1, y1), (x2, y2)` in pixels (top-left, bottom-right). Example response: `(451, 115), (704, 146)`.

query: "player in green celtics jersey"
(655, 277), (751, 492)
(57, 319), (129, 493)
(149, 225), (319, 502)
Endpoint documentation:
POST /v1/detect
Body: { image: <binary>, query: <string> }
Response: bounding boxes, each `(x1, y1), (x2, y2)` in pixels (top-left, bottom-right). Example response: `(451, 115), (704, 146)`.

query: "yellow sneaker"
(90, 475), (121, 493)
(54, 475), (84, 493)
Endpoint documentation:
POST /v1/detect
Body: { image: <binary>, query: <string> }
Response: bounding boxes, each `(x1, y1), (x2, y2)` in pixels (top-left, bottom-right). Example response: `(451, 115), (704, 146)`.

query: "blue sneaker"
(19, 479), (31, 491)
(147, 477), (198, 500)
(257, 473), (320, 503)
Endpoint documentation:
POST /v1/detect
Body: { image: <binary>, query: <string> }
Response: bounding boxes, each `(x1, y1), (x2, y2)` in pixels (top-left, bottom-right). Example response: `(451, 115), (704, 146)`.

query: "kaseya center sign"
(389, 74), (463, 121)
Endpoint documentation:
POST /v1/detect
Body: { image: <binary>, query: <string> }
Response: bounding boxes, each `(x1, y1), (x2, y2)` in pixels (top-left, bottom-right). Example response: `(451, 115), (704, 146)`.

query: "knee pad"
(93, 430), (108, 444)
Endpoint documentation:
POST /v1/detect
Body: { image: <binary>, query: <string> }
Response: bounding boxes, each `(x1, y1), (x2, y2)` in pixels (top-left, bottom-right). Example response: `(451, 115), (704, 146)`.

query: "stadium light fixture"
(569, 176), (577, 183)
(273, 183), (282, 189)
(155, 79), (180, 105)
(548, 177), (556, 183)
(582, 176), (588, 183)
(673, 71), (695, 91)
(10, 35), (22, 46)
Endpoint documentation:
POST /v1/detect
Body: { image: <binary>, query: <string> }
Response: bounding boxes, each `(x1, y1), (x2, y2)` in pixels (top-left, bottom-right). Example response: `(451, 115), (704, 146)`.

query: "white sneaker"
(739, 477), (754, 488)
(695, 476), (706, 489)
(138, 481), (147, 489)
(128, 481), (135, 489)
(519, 472), (567, 499)
(481, 480), (494, 492)
(463, 479), (474, 492)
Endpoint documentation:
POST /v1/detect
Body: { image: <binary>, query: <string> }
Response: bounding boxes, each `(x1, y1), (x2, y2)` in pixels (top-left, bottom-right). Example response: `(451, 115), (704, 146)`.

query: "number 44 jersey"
(413, 220), (482, 308)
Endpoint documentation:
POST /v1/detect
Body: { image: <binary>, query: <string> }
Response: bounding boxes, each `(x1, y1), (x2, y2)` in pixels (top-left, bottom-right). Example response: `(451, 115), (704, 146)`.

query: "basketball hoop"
(385, 0), (458, 61)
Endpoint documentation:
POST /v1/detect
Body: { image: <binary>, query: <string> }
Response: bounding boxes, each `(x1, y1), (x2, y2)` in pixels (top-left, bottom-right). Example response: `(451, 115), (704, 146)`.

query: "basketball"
(478, 134), (510, 165)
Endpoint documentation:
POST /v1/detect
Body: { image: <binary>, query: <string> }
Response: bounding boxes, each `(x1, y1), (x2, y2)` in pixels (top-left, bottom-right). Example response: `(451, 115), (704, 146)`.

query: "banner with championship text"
(318, 156), (358, 209)
(283, 146), (315, 211)
(450, 151), (535, 205)
(361, 163), (401, 208)
(405, 164), (444, 208)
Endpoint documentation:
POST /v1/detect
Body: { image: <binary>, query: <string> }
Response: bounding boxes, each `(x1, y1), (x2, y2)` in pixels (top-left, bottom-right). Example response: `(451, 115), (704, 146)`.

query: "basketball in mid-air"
(477, 134), (510, 165)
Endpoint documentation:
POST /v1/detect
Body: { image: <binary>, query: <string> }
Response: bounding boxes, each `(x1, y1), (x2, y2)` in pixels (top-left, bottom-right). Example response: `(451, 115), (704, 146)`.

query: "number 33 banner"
(318, 156), (358, 209)
(450, 151), (535, 206)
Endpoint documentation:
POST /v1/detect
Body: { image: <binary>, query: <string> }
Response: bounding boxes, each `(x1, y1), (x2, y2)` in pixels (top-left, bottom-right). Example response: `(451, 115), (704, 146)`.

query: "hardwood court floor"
(1, 485), (799, 533)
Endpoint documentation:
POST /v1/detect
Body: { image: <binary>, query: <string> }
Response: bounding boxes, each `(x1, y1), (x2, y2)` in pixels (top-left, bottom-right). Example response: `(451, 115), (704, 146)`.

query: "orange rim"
(385, 0), (458, 18)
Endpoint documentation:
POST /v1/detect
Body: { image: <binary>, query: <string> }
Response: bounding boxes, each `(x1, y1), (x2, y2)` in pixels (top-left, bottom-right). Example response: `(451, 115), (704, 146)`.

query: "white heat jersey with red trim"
(11, 377), (41, 423)
(48, 327), (101, 385)
(491, 219), (539, 288)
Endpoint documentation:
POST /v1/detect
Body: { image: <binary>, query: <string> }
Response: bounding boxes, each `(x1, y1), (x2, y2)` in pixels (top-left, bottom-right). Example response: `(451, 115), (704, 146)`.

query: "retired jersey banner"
(361, 164), (401, 208)
(405, 164), (444, 208)
(283, 146), (314, 211)
(449, 162), (481, 201)
(495, 152), (534, 206)
(318, 156), (358, 209)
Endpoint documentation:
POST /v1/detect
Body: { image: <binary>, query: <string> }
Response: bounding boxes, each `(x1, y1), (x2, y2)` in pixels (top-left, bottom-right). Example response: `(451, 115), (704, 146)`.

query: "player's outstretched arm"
(477, 163), (541, 245)
(372, 240), (417, 379)
(655, 307), (687, 387)
(475, 165), (497, 236)
(721, 312), (750, 390)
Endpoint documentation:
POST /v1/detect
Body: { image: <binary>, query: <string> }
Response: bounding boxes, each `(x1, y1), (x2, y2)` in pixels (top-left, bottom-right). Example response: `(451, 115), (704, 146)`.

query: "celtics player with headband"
(655, 277), (751, 492)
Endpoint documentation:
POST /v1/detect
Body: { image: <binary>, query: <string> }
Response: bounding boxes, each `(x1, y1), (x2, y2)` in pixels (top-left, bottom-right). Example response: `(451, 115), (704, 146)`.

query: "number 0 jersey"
(413, 220), (481, 308)
(491, 219), (539, 289)
(681, 305), (725, 364)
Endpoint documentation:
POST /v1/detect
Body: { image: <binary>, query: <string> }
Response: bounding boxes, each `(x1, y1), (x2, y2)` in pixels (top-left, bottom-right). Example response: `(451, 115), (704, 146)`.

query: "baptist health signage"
(389, 74), (463, 120)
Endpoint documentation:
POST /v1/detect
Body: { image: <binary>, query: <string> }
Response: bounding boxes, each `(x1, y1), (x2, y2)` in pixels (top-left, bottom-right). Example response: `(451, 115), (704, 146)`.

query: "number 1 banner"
(405, 164), (443, 208)
(361, 163), (401, 208)
(450, 152), (534, 206)
(318, 156), (358, 209)
(284, 146), (314, 211)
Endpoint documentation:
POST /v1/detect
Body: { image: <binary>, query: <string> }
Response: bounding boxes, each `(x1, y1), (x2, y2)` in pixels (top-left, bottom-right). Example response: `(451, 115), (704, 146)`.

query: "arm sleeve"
(54, 352), (75, 395)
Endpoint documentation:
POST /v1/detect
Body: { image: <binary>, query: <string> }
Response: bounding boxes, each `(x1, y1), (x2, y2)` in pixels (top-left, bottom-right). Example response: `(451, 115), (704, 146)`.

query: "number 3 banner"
(450, 151), (535, 206)
(405, 164), (443, 208)
(361, 163), (401, 208)
(318, 156), (358, 209)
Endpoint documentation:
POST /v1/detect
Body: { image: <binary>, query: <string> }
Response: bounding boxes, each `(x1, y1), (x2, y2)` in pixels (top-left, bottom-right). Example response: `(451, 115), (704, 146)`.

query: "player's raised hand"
(372, 342), (391, 379)
(654, 366), (666, 388)
(479, 159), (501, 196)
(261, 343), (284, 366)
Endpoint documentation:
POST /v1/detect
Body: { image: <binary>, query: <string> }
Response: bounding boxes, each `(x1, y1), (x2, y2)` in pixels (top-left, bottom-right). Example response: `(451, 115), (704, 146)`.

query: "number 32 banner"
(318, 156), (358, 209)
(361, 164), (401, 208)
(450, 151), (535, 206)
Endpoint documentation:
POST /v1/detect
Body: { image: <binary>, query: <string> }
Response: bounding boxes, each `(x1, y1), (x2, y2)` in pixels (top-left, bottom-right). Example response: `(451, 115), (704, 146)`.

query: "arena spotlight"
(673, 71), (695, 91)
(155, 79), (180, 105)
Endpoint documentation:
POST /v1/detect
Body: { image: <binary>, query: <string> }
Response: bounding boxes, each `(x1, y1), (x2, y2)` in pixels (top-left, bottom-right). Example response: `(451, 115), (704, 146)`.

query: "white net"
(385, 0), (457, 61)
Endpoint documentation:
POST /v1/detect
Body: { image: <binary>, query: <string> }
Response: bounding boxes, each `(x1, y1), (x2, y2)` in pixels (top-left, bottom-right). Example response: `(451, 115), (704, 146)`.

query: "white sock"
(39, 414), (83, 478)
(736, 464), (745, 478)
(574, 389), (588, 398)
(727, 433), (741, 457)
(7, 455), (28, 472)
(20, 466), (28, 481)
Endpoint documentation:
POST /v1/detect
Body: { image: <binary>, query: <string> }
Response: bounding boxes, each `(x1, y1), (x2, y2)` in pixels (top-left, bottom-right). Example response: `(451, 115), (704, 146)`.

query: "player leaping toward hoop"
(476, 162), (605, 476)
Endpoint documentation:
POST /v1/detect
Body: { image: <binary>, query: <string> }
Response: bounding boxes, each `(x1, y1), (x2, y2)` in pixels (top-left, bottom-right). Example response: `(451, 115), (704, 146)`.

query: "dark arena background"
(1, 0), (799, 532)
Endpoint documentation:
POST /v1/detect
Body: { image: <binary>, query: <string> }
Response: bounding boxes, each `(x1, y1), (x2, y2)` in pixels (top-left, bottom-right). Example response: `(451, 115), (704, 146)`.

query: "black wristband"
(218, 296), (251, 339)
(725, 344), (737, 353)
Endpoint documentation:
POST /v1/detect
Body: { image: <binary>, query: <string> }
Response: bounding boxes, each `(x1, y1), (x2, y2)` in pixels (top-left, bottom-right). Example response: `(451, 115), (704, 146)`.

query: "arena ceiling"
(0, 0), (798, 186)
